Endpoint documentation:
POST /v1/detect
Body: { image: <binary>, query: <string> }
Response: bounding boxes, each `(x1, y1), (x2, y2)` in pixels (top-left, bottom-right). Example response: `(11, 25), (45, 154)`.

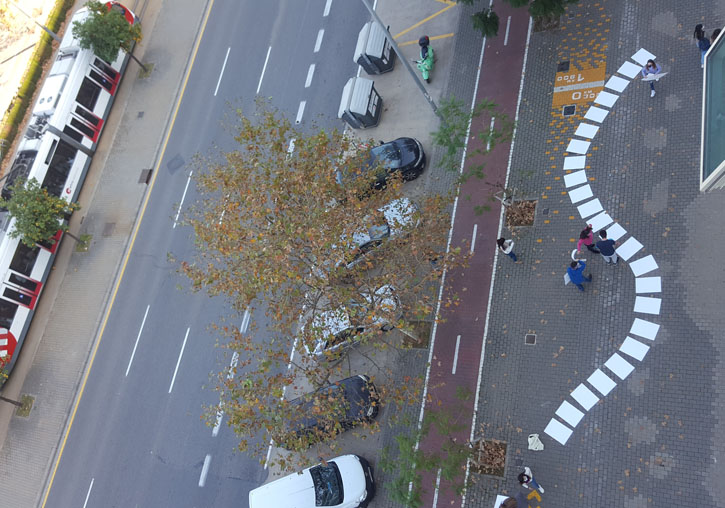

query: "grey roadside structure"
(0, 0), (213, 505)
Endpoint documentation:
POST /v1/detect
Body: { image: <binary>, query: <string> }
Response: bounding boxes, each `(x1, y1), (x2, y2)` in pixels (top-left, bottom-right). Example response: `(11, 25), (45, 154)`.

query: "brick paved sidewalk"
(463, 1), (725, 507)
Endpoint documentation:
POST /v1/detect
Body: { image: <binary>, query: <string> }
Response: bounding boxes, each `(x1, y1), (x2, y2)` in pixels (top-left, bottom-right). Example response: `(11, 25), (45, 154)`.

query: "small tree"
(0, 178), (79, 248)
(71, 0), (142, 64)
(456, 0), (579, 37)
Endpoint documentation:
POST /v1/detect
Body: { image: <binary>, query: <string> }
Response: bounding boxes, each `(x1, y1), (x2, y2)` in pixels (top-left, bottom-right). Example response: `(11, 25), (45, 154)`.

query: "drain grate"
(542, 208), (549, 215)
(137, 111), (144, 118)
(103, 222), (115, 237)
(525, 333), (536, 345)
(562, 105), (576, 116)
(139, 169), (152, 184)
(557, 61), (570, 72)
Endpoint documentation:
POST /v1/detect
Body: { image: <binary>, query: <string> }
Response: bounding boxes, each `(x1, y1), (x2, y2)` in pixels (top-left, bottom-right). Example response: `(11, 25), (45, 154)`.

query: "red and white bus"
(0, 3), (136, 381)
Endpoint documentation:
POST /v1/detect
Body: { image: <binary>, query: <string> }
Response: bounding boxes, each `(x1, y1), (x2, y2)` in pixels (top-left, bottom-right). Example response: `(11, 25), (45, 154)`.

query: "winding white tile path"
(543, 48), (663, 446)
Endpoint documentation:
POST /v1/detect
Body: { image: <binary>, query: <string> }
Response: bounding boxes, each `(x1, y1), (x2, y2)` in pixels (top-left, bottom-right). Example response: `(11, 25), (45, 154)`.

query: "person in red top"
(577, 224), (600, 254)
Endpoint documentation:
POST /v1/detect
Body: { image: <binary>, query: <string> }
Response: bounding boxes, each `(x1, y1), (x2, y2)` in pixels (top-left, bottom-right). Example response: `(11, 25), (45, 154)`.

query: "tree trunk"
(0, 395), (22, 407)
(130, 52), (148, 73)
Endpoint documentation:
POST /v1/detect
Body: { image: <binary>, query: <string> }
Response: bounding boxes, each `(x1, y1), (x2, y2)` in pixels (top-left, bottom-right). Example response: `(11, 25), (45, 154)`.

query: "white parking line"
(305, 64), (316, 88)
(240, 308), (251, 333)
(431, 468), (442, 507)
(198, 454), (212, 487)
(470, 224), (478, 254)
(256, 46), (272, 94)
(168, 328), (190, 393)
(323, 0), (332, 16)
(504, 16), (512, 46)
(83, 478), (94, 508)
(213, 325), (243, 437)
(486, 117), (495, 152)
(314, 29), (324, 53)
(295, 101), (306, 124)
(452, 335), (461, 374)
(173, 171), (193, 229)
(214, 47), (230, 97)
(125, 304), (150, 376)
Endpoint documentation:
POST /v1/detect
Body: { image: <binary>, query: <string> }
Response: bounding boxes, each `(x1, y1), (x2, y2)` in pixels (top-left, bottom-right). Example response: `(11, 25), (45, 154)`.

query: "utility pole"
(8, 0), (62, 43)
(358, 0), (441, 119)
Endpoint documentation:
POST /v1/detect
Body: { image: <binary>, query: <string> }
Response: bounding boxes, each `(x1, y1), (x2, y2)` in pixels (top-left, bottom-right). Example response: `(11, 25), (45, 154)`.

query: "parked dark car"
(336, 137), (426, 189)
(276, 375), (380, 450)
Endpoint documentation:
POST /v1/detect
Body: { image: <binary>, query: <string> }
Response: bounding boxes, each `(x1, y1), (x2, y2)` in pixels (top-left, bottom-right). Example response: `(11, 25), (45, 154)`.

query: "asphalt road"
(44, 0), (367, 506)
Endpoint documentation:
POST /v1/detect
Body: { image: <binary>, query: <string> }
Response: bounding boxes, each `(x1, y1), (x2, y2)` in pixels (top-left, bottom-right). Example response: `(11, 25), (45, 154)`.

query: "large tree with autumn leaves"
(179, 105), (464, 466)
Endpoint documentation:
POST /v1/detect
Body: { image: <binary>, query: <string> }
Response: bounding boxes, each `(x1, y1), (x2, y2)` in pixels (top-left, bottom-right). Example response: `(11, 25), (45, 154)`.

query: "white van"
(248, 454), (375, 508)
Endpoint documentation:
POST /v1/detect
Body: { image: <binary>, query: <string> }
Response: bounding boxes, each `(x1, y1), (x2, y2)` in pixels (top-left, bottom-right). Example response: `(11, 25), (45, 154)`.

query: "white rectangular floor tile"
(635, 277), (662, 293)
(584, 106), (609, 123)
(620, 336), (650, 361)
(564, 170), (587, 188)
(588, 212), (613, 232)
(630, 255), (658, 276)
(570, 384), (599, 410)
(587, 369), (617, 396)
(575, 123), (599, 138)
(569, 184), (593, 203)
(617, 61), (642, 78)
(615, 237), (643, 261)
(563, 155), (587, 170)
(631, 48), (656, 66)
(604, 353), (635, 379)
(544, 418), (573, 445)
(606, 223), (627, 241)
(634, 296), (661, 315)
(595, 91), (619, 107)
(555, 401), (585, 427)
(605, 75), (629, 93)
(630, 318), (660, 341)
(578, 199), (603, 219)
(566, 139), (591, 154)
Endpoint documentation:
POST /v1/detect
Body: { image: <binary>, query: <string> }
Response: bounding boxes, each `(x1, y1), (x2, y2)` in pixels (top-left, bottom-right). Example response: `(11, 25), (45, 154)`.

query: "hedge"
(1, 0), (77, 168)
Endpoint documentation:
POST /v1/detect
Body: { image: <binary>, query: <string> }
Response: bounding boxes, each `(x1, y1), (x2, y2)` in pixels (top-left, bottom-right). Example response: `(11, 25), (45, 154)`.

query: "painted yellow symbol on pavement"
(552, 65), (606, 107)
(395, 0), (457, 45)
(526, 489), (542, 507)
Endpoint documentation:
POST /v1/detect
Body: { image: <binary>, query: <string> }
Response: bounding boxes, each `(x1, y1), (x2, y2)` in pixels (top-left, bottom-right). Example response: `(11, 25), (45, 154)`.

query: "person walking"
(695, 24), (711, 68)
(577, 224), (600, 254)
(641, 59), (661, 97)
(595, 229), (618, 264)
(568, 260), (592, 291)
(497, 237), (517, 262)
(519, 466), (545, 494)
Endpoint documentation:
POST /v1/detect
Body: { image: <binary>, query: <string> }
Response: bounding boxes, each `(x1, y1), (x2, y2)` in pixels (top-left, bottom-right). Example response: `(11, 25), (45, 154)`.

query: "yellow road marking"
(394, 2), (457, 39)
(40, 1), (217, 505)
(399, 32), (454, 46)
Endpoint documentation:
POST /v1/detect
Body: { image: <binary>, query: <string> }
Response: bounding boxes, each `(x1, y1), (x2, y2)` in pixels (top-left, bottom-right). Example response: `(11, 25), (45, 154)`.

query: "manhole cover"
(541, 208), (549, 215)
(557, 61), (570, 72)
(563, 105), (576, 116)
(137, 111), (144, 118)
(103, 223), (115, 237)
(525, 334), (536, 345)
(166, 154), (185, 172)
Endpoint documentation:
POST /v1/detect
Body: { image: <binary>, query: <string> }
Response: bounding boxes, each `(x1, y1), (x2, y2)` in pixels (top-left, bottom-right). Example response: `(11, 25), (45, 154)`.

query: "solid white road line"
(214, 47), (231, 97)
(295, 101), (306, 124)
(305, 64), (316, 88)
(213, 334), (243, 437)
(314, 29), (324, 53)
(323, 0), (332, 16)
(452, 335), (461, 374)
(168, 328), (190, 393)
(504, 16), (512, 46)
(82, 478), (94, 508)
(470, 224), (478, 254)
(486, 117), (495, 152)
(199, 454), (212, 487)
(256, 46), (272, 94)
(431, 468), (442, 508)
(173, 171), (193, 229)
(125, 304), (150, 376)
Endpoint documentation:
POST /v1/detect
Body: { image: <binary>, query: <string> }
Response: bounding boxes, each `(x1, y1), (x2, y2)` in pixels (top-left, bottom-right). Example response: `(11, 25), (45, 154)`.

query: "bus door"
(1, 271), (42, 310)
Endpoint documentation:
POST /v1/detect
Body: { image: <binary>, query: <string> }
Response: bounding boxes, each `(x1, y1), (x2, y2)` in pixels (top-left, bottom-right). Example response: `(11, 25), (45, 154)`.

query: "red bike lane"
(419, 4), (531, 507)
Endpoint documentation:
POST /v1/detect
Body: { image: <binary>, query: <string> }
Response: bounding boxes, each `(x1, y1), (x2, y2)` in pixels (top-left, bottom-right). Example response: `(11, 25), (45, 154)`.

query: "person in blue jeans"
(519, 466), (545, 494)
(641, 59), (661, 97)
(497, 237), (517, 262)
(568, 260), (592, 291)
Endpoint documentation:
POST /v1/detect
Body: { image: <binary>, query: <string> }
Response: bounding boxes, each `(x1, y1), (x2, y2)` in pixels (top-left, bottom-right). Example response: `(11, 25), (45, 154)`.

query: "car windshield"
(310, 461), (344, 506)
(368, 143), (402, 169)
